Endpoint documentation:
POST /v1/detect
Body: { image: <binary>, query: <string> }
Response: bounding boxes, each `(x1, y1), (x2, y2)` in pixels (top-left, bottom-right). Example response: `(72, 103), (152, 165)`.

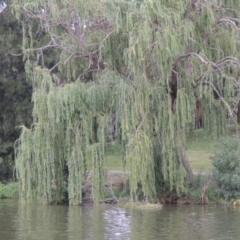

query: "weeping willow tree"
(13, 0), (240, 205)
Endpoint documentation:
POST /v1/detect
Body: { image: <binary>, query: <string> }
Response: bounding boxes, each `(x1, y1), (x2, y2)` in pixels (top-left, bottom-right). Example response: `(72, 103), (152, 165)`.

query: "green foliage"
(12, 0), (240, 205)
(0, 3), (32, 179)
(205, 185), (219, 203)
(0, 182), (19, 199)
(212, 136), (240, 200)
(105, 187), (129, 200)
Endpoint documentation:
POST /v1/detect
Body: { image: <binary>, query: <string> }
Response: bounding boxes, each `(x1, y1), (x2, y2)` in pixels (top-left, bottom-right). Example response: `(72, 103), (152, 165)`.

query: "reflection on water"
(0, 200), (240, 240)
(103, 207), (131, 239)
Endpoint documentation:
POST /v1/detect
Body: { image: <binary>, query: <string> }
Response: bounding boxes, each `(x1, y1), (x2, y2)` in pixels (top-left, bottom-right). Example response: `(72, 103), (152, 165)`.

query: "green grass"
(87, 128), (234, 173)
(86, 143), (123, 170)
(186, 125), (240, 172)
(186, 129), (219, 172)
(105, 144), (123, 170)
(102, 130), (219, 172)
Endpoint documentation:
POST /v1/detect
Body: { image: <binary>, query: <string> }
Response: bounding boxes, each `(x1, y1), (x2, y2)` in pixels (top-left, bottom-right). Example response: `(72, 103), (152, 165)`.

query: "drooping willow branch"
(202, 80), (234, 116)
(214, 17), (240, 30)
(173, 52), (240, 116)
(14, 0), (240, 205)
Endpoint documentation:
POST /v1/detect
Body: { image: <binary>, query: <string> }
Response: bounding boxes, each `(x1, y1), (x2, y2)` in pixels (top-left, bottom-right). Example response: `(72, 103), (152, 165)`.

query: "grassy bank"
(186, 129), (219, 172)
(100, 129), (219, 172)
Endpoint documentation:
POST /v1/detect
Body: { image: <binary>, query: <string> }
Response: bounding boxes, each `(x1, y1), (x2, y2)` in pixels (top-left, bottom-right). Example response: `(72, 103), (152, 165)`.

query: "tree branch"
(203, 80), (234, 116)
(214, 17), (240, 30)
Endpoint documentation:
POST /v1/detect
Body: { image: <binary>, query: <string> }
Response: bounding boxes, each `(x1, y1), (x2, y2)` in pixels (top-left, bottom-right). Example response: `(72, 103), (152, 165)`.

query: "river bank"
(0, 171), (226, 206)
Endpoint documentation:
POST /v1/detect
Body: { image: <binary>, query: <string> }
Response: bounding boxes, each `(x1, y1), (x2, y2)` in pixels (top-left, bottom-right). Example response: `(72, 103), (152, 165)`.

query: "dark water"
(0, 200), (240, 240)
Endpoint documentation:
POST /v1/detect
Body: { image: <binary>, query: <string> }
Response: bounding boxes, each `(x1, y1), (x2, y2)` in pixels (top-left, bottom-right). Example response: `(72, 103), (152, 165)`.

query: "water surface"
(0, 200), (239, 240)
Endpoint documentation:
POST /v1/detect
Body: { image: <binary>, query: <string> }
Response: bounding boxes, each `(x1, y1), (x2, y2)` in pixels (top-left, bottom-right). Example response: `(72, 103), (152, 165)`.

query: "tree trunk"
(178, 142), (194, 182)
(237, 102), (240, 124)
(174, 131), (194, 182)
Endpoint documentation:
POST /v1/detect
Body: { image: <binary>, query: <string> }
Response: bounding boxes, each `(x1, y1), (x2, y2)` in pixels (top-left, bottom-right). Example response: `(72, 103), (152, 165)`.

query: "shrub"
(212, 136), (240, 200)
(0, 182), (19, 199)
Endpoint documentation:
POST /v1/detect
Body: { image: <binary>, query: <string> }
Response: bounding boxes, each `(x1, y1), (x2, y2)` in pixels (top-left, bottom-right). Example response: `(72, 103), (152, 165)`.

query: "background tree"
(14, 0), (240, 205)
(0, 2), (32, 181)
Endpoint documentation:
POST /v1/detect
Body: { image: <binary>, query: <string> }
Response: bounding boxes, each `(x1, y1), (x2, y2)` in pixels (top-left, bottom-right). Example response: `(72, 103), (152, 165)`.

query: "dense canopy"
(12, 0), (240, 205)
(0, 3), (32, 181)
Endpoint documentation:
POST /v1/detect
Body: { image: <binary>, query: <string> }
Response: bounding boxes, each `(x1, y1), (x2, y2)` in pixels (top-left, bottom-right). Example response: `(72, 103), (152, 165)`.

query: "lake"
(0, 200), (239, 240)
